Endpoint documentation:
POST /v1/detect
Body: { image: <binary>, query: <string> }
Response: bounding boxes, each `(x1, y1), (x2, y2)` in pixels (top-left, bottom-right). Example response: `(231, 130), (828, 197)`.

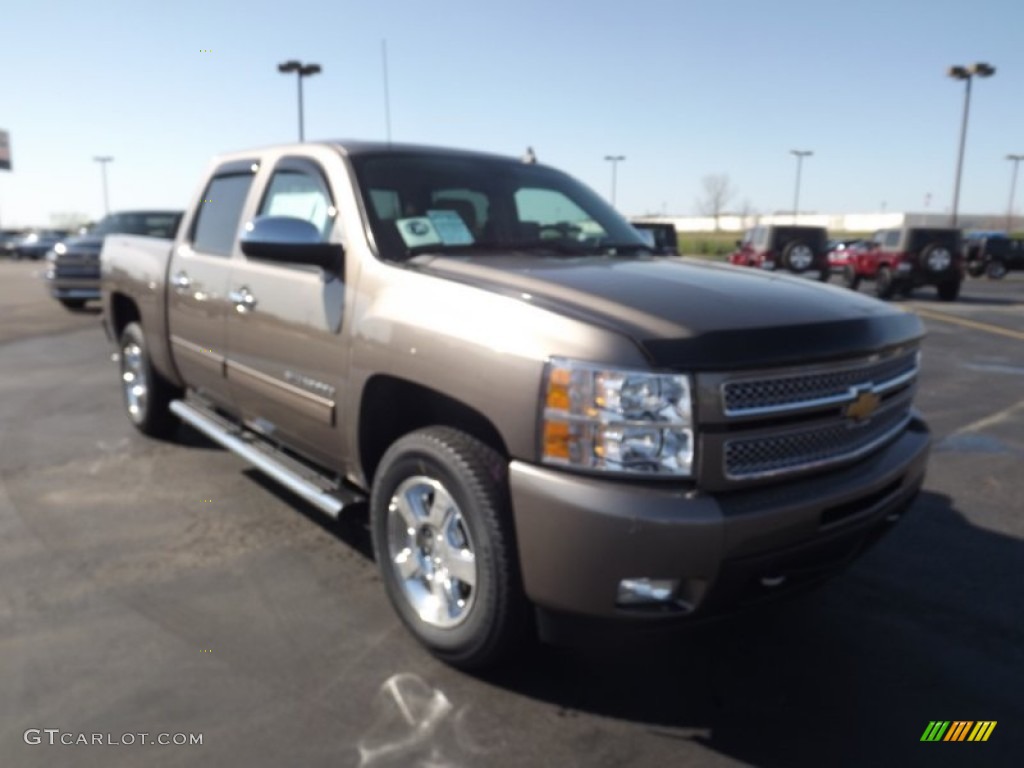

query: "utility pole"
(93, 156), (113, 214)
(790, 149), (813, 223)
(604, 155), (625, 207)
(947, 62), (995, 226)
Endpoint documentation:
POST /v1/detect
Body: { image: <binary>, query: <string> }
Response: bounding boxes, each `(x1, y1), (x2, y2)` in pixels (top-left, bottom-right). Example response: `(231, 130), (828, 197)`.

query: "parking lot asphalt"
(1, 259), (1022, 768)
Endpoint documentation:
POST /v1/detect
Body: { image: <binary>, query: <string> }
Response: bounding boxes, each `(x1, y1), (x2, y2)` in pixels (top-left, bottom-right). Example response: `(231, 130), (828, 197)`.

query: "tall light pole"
(278, 60), (322, 142)
(93, 156), (113, 215)
(789, 150), (812, 223)
(947, 62), (995, 227)
(1006, 154), (1023, 232)
(604, 155), (625, 207)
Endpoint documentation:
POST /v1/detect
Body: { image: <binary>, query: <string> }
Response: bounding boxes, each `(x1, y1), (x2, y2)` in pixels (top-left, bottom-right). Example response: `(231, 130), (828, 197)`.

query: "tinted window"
(350, 153), (646, 260)
(191, 174), (254, 256)
(258, 168), (336, 239)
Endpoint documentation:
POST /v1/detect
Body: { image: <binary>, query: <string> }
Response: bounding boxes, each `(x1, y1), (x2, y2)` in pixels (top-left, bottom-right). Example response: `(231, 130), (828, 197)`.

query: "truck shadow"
(480, 490), (1023, 767)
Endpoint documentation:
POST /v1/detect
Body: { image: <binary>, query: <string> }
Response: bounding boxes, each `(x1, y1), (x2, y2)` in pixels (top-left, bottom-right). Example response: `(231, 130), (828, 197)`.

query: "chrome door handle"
(171, 271), (192, 291)
(228, 287), (257, 312)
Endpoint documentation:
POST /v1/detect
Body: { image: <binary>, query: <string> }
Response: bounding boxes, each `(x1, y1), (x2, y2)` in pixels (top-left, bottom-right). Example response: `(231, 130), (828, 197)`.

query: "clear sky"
(2, 0), (1023, 227)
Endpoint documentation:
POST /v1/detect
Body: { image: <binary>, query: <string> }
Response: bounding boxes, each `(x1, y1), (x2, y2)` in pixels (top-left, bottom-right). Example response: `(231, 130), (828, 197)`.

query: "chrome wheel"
(386, 476), (477, 629)
(121, 341), (148, 423)
(788, 244), (814, 271)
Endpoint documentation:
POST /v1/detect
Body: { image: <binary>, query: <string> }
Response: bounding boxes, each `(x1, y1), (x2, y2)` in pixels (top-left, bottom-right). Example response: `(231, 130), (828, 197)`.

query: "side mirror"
(239, 216), (343, 272)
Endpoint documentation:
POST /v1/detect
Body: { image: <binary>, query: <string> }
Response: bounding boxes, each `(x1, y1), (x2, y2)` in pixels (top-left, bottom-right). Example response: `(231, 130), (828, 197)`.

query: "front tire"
(875, 266), (896, 299)
(842, 265), (861, 290)
(986, 260), (1007, 280)
(370, 427), (529, 670)
(118, 321), (180, 438)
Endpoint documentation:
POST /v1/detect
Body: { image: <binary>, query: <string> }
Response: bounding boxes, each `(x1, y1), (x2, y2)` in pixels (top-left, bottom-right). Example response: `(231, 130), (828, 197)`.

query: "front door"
(224, 154), (348, 468)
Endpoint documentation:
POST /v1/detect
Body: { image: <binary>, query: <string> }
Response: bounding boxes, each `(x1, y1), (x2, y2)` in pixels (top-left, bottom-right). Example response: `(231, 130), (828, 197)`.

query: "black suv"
(964, 234), (1024, 280)
(631, 221), (680, 255)
(730, 225), (830, 279)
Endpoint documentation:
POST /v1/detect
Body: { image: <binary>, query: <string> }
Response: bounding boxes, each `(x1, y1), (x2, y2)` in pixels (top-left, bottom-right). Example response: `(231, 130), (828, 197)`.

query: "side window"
(884, 230), (901, 247)
(192, 174), (255, 256)
(258, 168), (336, 240)
(753, 227), (768, 247)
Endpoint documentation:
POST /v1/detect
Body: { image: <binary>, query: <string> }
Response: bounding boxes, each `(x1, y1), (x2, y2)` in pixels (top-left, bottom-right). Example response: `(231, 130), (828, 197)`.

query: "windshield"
(349, 152), (650, 260)
(89, 212), (180, 238)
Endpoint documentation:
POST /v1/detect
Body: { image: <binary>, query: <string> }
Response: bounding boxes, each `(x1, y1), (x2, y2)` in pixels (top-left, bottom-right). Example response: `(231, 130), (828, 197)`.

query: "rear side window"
(191, 174), (254, 256)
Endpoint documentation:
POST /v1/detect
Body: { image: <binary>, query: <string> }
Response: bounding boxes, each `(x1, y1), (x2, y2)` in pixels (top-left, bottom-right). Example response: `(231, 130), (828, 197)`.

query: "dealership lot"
(1, 259), (1021, 767)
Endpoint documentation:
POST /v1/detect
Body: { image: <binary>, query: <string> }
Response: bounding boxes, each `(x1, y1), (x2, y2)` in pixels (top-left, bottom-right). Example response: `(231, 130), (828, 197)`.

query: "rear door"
(224, 152), (348, 468)
(167, 159), (259, 409)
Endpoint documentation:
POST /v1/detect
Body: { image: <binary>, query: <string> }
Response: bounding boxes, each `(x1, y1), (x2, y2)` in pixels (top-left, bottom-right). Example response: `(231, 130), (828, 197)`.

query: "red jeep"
(730, 225), (830, 280)
(842, 227), (963, 301)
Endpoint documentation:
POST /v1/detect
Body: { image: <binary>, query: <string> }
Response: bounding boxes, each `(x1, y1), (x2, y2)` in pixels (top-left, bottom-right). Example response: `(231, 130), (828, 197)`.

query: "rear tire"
(370, 427), (530, 670)
(118, 321), (181, 438)
(966, 260), (985, 278)
(842, 264), (861, 290)
(875, 266), (896, 299)
(937, 280), (961, 302)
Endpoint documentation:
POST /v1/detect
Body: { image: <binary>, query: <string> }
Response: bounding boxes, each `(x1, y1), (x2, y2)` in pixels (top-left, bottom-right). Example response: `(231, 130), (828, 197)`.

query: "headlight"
(541, 358), (694, 476)
(54, 242), (66, 255)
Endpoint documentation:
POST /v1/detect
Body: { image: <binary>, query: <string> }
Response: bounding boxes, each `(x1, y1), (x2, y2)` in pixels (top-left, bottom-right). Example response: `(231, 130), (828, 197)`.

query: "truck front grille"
(723, 401), (912, 480)
(697, 344), (921, 489)
(722, 350), (918, 416)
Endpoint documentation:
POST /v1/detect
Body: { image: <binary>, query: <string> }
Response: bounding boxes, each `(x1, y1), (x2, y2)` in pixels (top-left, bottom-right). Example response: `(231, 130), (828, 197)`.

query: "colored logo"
(920, 721), (996, 742)
(406, 221), (429, 236)
(845, 388), (881, 423)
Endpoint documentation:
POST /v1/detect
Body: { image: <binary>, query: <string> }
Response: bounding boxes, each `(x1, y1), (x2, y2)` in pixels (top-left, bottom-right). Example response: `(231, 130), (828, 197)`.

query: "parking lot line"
(912, 307), (1024, 342)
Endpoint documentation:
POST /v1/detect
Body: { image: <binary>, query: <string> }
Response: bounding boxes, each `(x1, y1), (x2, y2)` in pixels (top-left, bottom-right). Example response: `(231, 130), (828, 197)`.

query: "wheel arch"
(358, 375), (510, 488)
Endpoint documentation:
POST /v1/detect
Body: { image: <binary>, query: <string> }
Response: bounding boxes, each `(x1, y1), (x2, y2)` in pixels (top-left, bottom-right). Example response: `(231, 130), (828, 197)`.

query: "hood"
(62, 235), (104, 252)
(411, 254), (924, 370)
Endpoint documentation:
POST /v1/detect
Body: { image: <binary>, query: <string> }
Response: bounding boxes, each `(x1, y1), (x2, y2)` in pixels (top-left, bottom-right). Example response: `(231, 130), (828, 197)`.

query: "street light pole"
(790, 149), (812, 222)
(947, 62), (995, 227)
(278, 60), (322, 142)
(604, 155), (625, 207)
(93, 156), (113, 215)
(1006, 154), (1023, 233)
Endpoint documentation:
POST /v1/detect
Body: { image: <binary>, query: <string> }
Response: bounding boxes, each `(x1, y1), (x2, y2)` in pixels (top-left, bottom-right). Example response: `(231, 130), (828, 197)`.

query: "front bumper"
(510, 416), (930, 620)
(45, 270), (101, 300)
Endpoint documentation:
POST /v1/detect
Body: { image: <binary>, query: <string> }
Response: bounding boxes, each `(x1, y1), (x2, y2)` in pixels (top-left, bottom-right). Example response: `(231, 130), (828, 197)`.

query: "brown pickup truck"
(101, 141), (931, 669)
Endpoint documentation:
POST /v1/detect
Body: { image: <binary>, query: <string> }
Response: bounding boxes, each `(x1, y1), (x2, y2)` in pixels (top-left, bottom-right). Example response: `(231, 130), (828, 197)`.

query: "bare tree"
(696, 174), (736, 231)
(737, 199), (757, 229)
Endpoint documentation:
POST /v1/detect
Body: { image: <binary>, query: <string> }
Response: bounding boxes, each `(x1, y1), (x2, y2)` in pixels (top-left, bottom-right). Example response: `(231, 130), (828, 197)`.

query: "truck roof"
(211, 140), (522, 165)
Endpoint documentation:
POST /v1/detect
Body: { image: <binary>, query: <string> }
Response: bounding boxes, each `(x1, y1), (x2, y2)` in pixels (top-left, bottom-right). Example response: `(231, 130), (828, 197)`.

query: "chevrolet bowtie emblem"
(846, 389), (881, 423)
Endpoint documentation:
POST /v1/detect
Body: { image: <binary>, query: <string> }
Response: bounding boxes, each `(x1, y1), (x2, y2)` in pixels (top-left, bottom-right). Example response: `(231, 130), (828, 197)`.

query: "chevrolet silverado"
(101, 141), (931, 669)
